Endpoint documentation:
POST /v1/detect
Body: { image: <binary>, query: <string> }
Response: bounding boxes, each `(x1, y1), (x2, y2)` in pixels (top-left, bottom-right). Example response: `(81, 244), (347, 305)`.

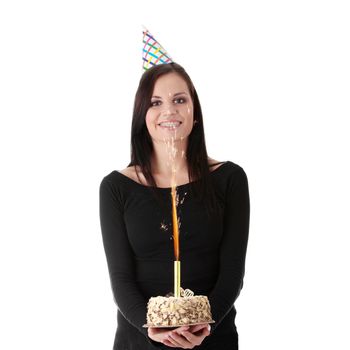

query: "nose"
(161, 101), (178, 116)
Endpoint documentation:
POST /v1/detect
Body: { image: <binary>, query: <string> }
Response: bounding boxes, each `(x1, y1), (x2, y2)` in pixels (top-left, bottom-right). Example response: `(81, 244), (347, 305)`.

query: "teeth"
(159, 122), (181, 127)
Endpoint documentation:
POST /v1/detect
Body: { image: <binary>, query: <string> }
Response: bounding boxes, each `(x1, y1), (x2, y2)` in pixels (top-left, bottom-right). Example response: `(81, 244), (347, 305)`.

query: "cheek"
(184, 103), (194, 121)
(145, 111), (155, 128)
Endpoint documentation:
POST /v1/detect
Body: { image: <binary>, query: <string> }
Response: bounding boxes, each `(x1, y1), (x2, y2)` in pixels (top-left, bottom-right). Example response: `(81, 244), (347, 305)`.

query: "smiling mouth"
(158, 121), (182, 128)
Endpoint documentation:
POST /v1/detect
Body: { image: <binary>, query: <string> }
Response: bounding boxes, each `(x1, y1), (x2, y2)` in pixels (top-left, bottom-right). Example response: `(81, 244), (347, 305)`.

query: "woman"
(99, 62), (250, 349)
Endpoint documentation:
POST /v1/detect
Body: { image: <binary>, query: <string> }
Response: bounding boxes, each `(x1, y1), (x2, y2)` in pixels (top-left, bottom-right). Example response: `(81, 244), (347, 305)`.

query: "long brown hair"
(128, 62), (218, 216)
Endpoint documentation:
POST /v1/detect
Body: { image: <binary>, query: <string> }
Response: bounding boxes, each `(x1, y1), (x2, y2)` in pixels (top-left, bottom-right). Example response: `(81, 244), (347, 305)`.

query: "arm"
(99, 177), (168, 348)
(208, 166), (250, 333)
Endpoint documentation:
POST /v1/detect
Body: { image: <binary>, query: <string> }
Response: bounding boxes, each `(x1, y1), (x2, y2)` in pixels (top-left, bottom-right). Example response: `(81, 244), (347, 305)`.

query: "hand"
(148, 325), (190, 347)
(164, 323), (211, 349)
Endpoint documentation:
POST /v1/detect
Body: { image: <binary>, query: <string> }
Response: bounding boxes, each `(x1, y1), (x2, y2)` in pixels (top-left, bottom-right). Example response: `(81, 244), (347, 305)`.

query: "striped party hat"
(142, 26), (173, 71)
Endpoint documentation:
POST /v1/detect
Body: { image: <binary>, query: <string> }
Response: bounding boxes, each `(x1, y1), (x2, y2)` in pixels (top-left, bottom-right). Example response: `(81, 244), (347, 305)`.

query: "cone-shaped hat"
(142, 26), (173, 71)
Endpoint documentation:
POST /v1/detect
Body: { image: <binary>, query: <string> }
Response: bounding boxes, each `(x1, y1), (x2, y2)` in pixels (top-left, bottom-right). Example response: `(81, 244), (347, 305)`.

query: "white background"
(1, 0), (349, 349)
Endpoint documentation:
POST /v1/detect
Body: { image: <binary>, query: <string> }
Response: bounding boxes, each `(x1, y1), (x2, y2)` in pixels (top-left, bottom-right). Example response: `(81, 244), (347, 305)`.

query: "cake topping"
(145, 293), (214, 327)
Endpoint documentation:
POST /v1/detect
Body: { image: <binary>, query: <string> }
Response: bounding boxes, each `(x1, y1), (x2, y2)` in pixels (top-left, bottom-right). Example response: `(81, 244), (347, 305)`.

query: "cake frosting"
(145, 288), (214, 327)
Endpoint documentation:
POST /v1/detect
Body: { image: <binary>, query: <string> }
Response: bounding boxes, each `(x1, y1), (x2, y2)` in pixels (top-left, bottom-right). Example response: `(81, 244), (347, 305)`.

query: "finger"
(167, 333), (185, 348)
(163, 339), (179, 348)
(175, 325), (190, 333)
(169, 331), (193, 348)
(173, 325), (191, 336)
(189, 323), (209, 333)
(180, 330), (196, 343)
(149, 327), (168, 335)
(180, 329), (209, 345)
(195, 324), (211, 336)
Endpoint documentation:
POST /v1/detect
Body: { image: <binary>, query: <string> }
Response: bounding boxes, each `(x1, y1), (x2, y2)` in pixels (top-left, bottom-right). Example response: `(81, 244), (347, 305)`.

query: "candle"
(164, 135), (182, 298)
(171, 184), (181, 297)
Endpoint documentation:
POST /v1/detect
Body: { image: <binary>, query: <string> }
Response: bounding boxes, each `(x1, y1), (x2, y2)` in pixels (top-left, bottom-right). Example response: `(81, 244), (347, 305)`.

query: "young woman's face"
(145, 72), (194, 144)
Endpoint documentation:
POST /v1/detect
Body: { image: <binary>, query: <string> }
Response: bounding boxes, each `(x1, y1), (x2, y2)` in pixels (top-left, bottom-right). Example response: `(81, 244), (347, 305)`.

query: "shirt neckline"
(114, 161), (229, 190)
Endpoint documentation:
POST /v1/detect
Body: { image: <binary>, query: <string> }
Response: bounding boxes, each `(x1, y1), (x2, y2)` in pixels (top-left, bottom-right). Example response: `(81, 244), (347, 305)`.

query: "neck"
(151, 137), (188, 178)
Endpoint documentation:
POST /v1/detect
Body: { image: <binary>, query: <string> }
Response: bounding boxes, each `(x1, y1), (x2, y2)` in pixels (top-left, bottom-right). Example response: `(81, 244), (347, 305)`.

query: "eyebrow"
(151, 92), (188, 99)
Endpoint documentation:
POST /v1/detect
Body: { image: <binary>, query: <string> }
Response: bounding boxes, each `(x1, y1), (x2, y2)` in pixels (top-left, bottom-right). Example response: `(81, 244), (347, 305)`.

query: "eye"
(174, 97), (186, 104)
(150, 100), (161, 107)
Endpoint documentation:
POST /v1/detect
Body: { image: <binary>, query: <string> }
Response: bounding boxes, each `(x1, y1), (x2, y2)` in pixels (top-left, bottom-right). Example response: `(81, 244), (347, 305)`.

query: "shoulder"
(99, 167), (129, 193)
(119, 166), (136, 178)
(99, 165), (147, 194)
(224, 161), (249, 192)
(119, 165), (148, 185)
(119, 166), (147, 183)
(211, 159), (248, 189)
(208, 157), (246, 173)
(224, 160), (248, 178)
(99, 170), (120, 196)
(101, 165), (139, 183)
(99, 168), (136, 206)
(208, 156), (247, 176)
(226, 160), (247, 174)
(208, 158), (222, 171)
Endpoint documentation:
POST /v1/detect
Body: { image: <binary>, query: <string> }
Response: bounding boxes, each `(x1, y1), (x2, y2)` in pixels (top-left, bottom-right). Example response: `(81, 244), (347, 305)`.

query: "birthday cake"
(144, 289), (214, 327)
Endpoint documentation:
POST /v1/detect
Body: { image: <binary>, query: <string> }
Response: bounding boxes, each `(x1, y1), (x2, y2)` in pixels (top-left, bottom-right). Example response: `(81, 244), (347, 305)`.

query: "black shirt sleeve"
(99, 177), (167, 349)
(208, 166), (250, 333)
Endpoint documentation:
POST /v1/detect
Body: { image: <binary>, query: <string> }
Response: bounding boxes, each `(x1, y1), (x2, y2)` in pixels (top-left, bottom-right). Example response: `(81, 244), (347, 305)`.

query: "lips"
(158, 120), (182, 128)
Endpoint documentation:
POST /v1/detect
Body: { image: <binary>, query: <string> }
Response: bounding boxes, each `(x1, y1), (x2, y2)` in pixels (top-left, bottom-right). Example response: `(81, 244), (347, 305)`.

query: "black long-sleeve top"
(99, 161), (250, 349)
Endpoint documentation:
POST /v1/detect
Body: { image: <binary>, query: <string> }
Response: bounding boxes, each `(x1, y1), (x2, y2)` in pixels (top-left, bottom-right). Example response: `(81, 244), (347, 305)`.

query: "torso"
(119, 158), (223, 188)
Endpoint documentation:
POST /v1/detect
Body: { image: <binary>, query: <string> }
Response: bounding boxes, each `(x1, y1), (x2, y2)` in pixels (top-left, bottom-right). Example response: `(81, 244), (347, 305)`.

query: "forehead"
(152, 73), (189, 95)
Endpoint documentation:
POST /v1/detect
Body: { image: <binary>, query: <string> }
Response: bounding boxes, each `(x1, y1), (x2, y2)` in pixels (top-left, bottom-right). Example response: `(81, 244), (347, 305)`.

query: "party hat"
(142, 26), (173, 71)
